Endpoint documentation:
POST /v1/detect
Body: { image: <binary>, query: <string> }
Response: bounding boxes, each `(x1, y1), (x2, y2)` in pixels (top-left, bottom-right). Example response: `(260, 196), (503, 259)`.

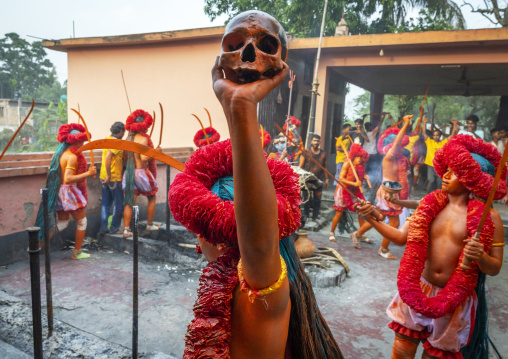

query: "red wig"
(126, 110), (153, 132)
(260, 128), (271, 147)
(193, 127), (220, 148)
(348, 143), (369, 163)
(57, 123), (90, 144)
(377, 128), (409, 155)
(434, 134), (507, 200)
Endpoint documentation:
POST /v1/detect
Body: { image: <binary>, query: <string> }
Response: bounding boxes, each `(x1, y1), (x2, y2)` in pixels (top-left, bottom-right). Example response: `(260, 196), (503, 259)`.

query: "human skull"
(220, 10), (288, 84)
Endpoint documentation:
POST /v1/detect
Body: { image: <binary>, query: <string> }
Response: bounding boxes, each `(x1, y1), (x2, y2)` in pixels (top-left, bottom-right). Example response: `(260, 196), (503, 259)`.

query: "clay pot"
(294, 231), (316, 259)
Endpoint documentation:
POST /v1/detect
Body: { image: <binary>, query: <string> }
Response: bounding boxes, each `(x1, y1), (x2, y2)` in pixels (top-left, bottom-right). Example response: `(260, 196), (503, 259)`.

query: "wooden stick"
(204, 108), (212, 127)
(70, 108), (95, 177)
(338, 139), (363, 193)
(0, 99), (35, 161)
(275, 122), (384, 221)
(121, 70), (132, 113)
(461, 144), (508, 270)
(191, 114), (210, 145)
(158, 102), (163, 148)
(77, 103), (81, 124)
(150, 111), (156, 137)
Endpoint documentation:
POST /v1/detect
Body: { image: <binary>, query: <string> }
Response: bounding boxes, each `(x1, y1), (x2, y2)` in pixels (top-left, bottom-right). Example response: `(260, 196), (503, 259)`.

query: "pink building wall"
(67, 39), (228, 148)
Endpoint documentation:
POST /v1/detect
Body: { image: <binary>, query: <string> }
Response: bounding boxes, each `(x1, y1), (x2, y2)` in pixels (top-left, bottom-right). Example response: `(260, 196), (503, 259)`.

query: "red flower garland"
(125, 109), (153, 132)
(182, 249), (239, 358)
(397, 190), (494, 319)
(169, 139), (301, 248)
(377, 128), (409, 155)
(193, 127), (220, 148)
(57, 124), (90, 144)
(260, 128), (271, 147)
(434, 135), (507, 200)
(348, 143), (369, 163)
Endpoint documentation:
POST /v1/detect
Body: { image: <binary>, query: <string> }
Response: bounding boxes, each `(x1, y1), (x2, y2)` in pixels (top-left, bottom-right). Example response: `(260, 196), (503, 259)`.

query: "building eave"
(42, 26), (226, 52)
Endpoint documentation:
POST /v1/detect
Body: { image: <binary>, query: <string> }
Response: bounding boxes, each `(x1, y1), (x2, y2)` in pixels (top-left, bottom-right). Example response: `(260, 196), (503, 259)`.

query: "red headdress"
(193, 127), (220, 148)
(377, 128), (409, 155)
(126, 110), (153, 132)
(434, 134), (507, 200)
(260, 128), (271, 147)
(283, 116), (301, 132)
(169, 139), (301, 248)
(57, 123), (90, 144)
(348, 143), (369, 163)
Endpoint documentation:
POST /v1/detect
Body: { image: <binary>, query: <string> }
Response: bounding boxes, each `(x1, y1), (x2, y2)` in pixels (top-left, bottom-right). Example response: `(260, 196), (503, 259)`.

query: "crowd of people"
(13, 9), (505, 359)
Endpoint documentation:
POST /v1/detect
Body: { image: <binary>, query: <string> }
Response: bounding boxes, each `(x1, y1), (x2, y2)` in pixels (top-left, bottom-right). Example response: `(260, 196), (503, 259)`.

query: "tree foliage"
(0, 33), (56, 99)
(353, 89), (500, 138)
(203, 0), (465, 37)
(462, 0), (508, 27)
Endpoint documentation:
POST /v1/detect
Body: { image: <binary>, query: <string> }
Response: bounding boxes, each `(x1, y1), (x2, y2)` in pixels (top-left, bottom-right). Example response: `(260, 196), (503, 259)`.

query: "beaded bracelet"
(238, 255), (287, 306)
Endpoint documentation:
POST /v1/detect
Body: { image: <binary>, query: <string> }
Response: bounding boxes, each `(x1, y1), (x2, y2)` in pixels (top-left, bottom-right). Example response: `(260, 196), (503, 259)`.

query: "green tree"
(203, 0), (465, 37)
(0, 33), (55, 99)
(30, 97), (68, 152)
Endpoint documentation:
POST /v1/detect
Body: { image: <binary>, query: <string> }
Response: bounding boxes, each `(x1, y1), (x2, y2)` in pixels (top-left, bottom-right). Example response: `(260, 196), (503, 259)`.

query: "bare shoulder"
(134, 133), (149, 145)
(490, 208), (504, 242)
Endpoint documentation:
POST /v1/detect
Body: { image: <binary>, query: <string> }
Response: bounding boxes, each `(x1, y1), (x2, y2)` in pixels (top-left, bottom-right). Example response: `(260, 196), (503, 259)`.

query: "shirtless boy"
(375, 115), (412, 259)
(357, 134), (506, 358)
(35, 123), (97, 259)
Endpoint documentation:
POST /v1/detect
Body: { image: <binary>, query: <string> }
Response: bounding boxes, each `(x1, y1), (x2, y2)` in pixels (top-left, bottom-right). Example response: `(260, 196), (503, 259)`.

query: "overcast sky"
(1, 0), (500, 118)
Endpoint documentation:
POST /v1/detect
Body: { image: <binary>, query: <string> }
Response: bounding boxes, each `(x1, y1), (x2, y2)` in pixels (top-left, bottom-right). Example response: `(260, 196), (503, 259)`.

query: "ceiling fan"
(442, 66), (493, 96)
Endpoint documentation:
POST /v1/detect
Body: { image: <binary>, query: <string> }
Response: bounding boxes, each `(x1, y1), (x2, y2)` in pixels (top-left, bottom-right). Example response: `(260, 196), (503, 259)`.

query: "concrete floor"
(1, 221), (507, 358)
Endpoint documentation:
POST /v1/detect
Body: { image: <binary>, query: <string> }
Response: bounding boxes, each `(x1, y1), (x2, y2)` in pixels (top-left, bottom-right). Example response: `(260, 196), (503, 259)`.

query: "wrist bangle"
(491, 243), (505, 247)
(238, 255), (287, 306)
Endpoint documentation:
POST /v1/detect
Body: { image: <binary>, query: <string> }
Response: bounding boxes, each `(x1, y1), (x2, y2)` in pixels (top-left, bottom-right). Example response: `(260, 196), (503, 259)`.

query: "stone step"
(100, 224), (202, 266)
(0, 340), (30, 359)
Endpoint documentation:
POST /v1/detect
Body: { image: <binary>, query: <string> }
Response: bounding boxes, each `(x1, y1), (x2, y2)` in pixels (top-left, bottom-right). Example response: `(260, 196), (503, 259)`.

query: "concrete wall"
(0, 150), (189, 265)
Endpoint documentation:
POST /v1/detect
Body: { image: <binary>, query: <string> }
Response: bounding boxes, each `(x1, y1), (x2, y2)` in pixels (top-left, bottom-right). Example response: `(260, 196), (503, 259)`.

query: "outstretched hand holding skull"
(212, 56), (288, 124)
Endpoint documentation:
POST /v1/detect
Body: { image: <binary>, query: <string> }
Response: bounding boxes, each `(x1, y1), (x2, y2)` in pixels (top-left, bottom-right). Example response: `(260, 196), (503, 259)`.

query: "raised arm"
(212, 56), (289, 289)
(423, 118), (430, 141)
(387, 115), (412, 157)
(373, 114), (386, 135)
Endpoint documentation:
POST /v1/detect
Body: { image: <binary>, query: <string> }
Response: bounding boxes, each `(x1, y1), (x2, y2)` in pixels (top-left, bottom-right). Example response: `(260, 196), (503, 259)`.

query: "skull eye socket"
(257, 35), (279, 55)
(223, 32), (245, 52)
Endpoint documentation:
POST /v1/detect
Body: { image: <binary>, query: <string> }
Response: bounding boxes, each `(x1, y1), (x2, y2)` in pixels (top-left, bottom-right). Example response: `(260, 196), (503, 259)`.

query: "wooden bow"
(0, 99), (35, 161)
